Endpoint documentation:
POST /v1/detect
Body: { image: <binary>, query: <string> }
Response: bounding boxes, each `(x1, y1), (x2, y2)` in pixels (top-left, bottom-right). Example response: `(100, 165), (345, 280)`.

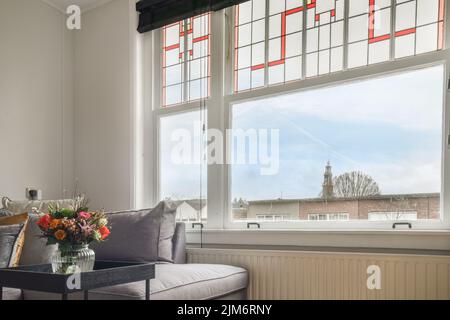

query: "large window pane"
(231, 65), (443, 223)
(160, 111), (207, 222)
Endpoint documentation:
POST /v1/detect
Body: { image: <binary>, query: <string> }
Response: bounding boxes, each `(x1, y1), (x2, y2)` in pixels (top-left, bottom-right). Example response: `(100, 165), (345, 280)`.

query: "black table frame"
(0, 261), (155, 300)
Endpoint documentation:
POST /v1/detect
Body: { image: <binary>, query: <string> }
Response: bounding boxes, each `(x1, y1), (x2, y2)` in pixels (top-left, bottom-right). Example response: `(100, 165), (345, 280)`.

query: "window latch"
(247, 222), (261, 229)
(392, 222), (412, 229)
(192, 223), (204, 229)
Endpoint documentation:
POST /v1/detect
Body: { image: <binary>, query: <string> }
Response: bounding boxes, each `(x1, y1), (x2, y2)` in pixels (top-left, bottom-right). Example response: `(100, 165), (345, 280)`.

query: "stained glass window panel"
(394, 0), (446, 58)
(235, 0), (307, 91)
(304, 0), (345, 77)
(348, 0), (392, 68)
(233, 0), (445, 92)
(235, 0), (267, 91)
(162, 14), (211, 107)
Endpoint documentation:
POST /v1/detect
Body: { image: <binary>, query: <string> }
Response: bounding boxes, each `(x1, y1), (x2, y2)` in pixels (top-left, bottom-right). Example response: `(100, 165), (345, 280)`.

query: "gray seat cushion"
(3, 288), (22, 300)
(23, 264), (248, 300)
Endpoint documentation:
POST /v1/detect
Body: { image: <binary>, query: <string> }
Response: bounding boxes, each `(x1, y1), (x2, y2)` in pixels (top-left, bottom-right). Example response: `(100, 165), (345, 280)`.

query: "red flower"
(99, 226), (110, 240)
(37, 214), (51, 230)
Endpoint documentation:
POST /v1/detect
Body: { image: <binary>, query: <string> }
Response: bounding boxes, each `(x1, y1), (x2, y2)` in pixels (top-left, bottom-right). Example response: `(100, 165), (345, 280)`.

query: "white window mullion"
(442, 73), (450, 226)
(207, 10), (227, 229)
(390, 0), (396, 60)
(225, 7), (235, 96)
(343, 0), (350, 70)
(302, 0), (308, 79)
(142, 30), (161, 209)
(183, 21), (189, 103)
(446, 0), (450, 49)
(264, 0), (270, 86)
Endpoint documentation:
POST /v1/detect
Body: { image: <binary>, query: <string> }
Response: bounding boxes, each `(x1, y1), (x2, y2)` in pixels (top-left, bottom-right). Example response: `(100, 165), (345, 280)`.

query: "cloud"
(359, 152), (441, 195)
(237, 65), (444, 132)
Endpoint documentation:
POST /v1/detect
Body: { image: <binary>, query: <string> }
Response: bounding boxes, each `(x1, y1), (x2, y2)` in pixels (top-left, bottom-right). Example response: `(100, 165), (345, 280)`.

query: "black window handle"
(247, 222), (261, 229)
(392, 222), (412, 229)
(192, 223), (204, 249)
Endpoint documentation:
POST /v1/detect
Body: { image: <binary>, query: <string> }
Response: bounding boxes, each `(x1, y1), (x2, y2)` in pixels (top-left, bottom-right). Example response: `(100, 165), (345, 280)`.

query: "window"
(256, 214), (289, 221)
(158, 14), (210, 225)
(162, 13), (211, 107)
(369, 212), (418, 221)
(231, 65), (444, 223)
(309, 213), (349, 221)
(148, 1), (449, 232)
(159, 110), (207, 222)
(234, 0), (446, 91)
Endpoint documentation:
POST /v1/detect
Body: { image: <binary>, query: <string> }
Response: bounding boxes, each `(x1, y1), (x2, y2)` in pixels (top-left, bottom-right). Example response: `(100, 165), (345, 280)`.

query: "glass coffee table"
(0, 261), (155, 300)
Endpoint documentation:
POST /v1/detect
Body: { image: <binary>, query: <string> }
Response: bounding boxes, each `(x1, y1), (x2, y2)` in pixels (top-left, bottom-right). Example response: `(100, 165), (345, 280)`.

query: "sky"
(161, 65), (444, 201)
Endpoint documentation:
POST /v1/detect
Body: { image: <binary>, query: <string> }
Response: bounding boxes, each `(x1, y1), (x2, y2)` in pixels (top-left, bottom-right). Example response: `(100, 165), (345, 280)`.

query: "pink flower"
(78, 211), (91, 220)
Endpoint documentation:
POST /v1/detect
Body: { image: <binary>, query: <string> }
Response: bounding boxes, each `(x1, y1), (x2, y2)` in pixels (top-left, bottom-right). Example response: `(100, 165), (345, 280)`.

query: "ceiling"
(43, 0), (113, 12)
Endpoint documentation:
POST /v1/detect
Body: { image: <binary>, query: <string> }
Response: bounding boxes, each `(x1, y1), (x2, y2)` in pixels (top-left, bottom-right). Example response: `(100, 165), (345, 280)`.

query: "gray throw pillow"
(0, 224), (25, 268)
(91, 201), (177, 263)
(19, 215), (58, 266)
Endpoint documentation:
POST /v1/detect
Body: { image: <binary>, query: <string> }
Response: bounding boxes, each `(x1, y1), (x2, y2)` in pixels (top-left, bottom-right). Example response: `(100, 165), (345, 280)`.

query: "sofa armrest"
(172, 223), (186, 264)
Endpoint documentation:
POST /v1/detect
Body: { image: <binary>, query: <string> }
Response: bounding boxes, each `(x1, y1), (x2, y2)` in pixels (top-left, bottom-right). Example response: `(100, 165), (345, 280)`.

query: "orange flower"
(99, 226), (110, 240)
(54, 230), (67, 241)
(50, 219), (61, 230)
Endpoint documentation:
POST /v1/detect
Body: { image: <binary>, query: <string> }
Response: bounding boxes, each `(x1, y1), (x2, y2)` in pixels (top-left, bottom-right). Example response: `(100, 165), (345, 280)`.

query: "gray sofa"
(4, 218), (248, 300)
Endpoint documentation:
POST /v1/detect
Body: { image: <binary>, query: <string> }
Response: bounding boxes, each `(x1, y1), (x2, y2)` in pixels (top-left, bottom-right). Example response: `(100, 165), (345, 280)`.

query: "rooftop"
(248, 193), (440, 205)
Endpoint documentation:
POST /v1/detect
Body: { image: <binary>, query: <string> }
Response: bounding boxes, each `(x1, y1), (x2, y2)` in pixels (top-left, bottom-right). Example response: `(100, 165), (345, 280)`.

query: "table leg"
(84, 291), (89, 300)
(62, 293), (68, 301)
(145, 279), (150, 300)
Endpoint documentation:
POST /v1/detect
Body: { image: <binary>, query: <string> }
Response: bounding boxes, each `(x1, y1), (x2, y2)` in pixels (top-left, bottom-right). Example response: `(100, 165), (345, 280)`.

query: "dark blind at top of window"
(136, 0), (250, 33)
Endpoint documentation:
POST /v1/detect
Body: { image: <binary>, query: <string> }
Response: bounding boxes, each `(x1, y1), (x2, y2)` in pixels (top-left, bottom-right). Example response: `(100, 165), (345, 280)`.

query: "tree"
(333, 171), (381, 198)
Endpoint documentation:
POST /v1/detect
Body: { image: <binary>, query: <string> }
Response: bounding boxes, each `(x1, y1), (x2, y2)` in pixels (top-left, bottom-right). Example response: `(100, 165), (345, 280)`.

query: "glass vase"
(51, 244), (95, 274)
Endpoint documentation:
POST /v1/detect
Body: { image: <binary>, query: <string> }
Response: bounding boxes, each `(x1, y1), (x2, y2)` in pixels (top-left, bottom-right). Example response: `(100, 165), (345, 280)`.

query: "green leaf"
(46, 237), (57, 246)
(60, 208), (76, 218)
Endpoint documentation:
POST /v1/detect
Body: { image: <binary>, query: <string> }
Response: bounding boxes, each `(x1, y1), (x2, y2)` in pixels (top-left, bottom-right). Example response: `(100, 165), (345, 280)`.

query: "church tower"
(322, 161), (334, 199)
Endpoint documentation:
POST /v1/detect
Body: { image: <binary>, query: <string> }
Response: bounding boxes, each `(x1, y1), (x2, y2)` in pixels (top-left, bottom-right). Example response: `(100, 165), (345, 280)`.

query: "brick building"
(234, 163), (440, 222)
(241, 194), (440, 221)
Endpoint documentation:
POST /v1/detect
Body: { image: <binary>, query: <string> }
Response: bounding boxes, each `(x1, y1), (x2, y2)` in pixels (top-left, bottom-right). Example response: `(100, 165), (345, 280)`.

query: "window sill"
(185, 228), (450, 251)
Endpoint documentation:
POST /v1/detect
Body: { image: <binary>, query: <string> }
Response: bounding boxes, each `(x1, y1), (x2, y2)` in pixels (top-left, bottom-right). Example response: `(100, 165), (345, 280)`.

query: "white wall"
(74, 0), (134, 211)
(0, 0), (138, 210)
(0, 0), (74, 200)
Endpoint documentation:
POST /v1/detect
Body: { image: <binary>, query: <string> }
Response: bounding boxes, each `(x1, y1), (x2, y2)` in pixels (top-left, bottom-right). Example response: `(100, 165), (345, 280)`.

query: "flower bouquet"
(37, 199), (110, 274)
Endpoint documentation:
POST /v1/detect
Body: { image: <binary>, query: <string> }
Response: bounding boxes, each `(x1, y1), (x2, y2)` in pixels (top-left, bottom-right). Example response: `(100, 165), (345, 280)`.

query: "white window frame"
(141, 4), (450, 234)
(223, 56), (450, 231)
(142, 13), (221, 230)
